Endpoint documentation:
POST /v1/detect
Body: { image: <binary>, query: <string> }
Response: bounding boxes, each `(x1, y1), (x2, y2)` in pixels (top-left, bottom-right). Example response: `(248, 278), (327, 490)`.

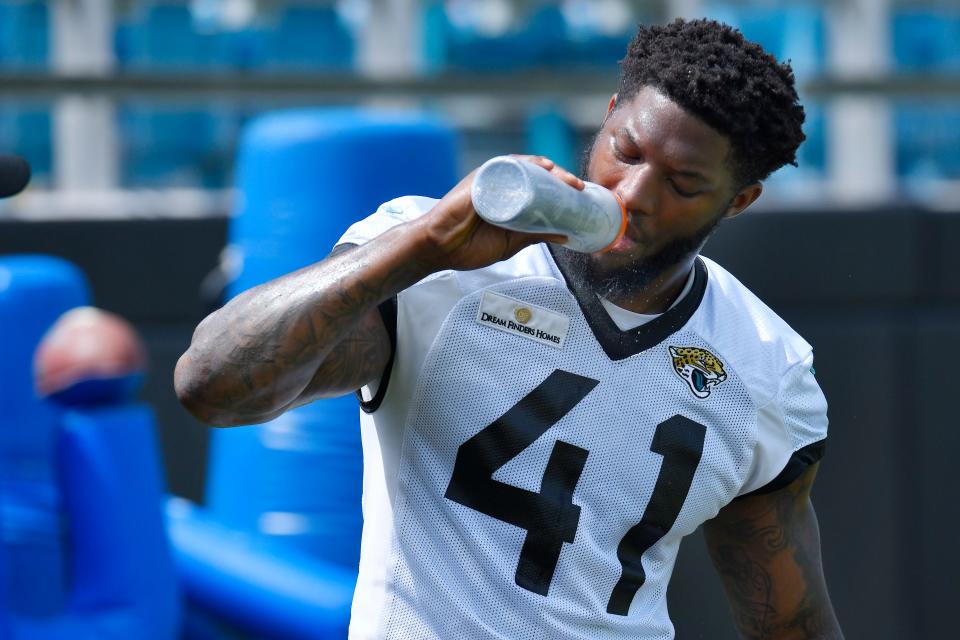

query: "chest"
(404, 281), (758, 537)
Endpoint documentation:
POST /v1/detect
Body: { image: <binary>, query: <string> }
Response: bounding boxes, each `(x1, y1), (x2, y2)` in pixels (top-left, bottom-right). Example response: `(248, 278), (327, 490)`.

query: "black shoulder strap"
(357, 296), (398, 414)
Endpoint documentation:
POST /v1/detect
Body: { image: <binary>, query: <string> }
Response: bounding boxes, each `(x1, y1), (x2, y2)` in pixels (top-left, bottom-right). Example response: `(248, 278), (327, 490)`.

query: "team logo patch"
(669, 345), (727, 399)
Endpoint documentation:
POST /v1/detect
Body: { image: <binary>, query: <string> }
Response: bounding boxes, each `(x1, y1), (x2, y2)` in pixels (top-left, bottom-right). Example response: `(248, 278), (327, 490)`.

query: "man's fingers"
(552, 167), (585, 191)
(514, 154), (555, 170)
(509, 154), (584, 191)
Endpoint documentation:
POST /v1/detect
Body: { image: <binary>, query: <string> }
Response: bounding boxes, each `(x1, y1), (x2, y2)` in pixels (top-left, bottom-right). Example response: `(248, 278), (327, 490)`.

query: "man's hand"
(411, 155), (580, 273)
(703, 464), (843, 640)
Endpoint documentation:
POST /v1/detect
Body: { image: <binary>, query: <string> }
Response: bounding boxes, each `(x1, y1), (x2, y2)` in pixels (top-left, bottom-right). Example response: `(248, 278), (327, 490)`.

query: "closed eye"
(613, 145), (640, 164)
(670, 180), (700, 198)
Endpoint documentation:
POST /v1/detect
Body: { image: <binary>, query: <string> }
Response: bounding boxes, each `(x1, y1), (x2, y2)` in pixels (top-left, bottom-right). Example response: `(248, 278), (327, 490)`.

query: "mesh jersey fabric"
(336, 196), (829, 639)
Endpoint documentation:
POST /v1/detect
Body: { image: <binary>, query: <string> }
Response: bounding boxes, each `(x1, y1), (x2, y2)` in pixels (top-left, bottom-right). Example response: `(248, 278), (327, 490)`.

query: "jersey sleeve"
(737, 352), (829, 498)
(335, 195), (439, 249)
(333, 195), (440, 407)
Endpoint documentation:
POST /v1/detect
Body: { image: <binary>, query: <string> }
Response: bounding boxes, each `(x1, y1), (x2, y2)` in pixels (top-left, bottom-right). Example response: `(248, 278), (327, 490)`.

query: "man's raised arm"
(173, 156), (575, 427)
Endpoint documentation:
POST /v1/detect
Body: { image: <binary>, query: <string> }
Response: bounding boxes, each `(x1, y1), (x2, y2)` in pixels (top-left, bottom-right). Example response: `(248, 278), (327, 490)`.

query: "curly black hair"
(616, 18), (806, 186)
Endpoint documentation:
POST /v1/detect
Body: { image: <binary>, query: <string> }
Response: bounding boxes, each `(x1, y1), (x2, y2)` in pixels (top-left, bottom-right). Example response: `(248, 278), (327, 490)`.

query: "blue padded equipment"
(167, 497), (355, 639)
(0, 256), (89, 616)
(228, 108), (458, 291)
(0, 255), (179, 638)
(11, 405), (181, 640)
(169, 109), (457, 637)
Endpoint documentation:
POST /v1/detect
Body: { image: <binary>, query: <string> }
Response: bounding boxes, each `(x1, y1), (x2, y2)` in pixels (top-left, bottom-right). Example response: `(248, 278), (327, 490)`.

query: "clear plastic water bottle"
(470, 156), (627, 253)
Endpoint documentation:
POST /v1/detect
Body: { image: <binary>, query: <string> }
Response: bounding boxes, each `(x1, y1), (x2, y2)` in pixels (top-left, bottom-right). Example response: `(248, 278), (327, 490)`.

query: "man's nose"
(614, 164), (658, 216)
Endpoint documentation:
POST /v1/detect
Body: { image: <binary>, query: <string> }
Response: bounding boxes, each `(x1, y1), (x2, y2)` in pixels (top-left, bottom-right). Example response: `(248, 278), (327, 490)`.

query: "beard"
(551, 212), (724, 301)
(552, 134), (728, 302)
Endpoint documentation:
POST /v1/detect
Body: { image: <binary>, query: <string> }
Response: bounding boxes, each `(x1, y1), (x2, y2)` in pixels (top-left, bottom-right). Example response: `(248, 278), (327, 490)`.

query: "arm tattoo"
(296, 301), (392, 403)
(178, 232), (425, 424)
(704, 466), (843, 639)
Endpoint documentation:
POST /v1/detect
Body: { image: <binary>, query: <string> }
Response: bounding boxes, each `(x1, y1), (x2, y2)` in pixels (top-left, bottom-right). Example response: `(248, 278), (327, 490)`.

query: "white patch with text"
(475, 290), (569, 349)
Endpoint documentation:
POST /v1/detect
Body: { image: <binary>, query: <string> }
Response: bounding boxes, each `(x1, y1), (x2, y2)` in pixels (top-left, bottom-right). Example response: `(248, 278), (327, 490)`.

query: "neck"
(605, 256), (696, 315)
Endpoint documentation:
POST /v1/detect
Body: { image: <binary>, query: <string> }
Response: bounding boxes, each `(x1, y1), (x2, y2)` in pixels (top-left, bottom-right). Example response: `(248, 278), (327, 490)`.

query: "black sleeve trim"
(735, 439), (827, 500)
(357, 296), (397, 414)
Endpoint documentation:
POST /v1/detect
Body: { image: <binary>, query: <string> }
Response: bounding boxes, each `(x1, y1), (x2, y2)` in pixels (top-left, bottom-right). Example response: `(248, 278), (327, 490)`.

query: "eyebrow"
(615, 127), (710, 182)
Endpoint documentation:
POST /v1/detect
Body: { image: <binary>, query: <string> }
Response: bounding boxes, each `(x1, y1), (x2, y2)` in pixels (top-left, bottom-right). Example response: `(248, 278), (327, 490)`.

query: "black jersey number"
(444, 369), (598, 595)
(444, 369), (707, 616)
(606, 414), (706, 614)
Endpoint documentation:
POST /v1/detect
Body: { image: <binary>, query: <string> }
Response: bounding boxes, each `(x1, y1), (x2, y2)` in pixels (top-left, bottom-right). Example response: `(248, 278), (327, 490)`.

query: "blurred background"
(0, 0), (958, 638)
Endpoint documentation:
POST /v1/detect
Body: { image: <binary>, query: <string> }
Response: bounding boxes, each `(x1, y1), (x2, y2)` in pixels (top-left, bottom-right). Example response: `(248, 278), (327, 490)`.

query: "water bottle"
(470, 156), (627, 253)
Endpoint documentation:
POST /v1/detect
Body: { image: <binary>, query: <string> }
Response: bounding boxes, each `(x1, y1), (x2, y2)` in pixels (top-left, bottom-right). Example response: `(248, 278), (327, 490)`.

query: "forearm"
(174, 221), (435, 426)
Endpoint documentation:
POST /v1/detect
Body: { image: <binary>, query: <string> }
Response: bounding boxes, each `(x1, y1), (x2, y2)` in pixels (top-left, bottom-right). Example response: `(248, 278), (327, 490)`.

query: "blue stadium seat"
(424, 0), (646, 72)
(117, 103), (238, 188)
(798, 103), (827, 174)
(0, 105), (52, 184)
(253, 4), (354, 71)
(0, 3), (51, 183)
(0, 255), (179, 638)
(423, 1), (558, 72)
(895, 104), (960, 181)
(114, 2), (233, 71)
(0, 1), (48, 70)
(893, 7), (960, 72)
(705, 1), (826, 77)
(551, 0), (643, 69)
(892, 8), (960, 183)
(114, 3), (241, 188)
(526, 103), (577, 171)
(705, 1), (827, 179)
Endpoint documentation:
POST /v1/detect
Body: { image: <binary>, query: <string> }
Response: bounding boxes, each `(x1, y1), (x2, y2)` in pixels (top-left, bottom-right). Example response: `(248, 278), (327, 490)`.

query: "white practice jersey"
(337, 196), (829, 640)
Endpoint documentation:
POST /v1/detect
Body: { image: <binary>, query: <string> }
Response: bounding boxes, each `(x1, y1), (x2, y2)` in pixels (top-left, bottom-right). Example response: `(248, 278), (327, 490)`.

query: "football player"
(177, 18), (843, 640)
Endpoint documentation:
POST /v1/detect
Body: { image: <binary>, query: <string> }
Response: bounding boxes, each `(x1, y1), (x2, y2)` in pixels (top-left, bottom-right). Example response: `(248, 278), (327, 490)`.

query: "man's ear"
(724, 182), (763, 219)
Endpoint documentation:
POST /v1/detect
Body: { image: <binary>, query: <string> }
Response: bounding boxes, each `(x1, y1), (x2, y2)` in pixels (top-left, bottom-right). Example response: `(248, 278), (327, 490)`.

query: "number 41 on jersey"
(445, 369), (706, 616)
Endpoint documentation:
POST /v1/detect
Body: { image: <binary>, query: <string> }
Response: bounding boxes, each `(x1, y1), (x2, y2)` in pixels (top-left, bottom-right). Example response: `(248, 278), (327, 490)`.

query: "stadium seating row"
(0, 1), (956, 190)
(2, 1), (958, 72)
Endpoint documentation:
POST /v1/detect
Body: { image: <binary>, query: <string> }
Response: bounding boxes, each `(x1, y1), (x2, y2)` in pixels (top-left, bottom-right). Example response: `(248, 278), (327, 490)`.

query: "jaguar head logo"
(669, 345), (727, 399)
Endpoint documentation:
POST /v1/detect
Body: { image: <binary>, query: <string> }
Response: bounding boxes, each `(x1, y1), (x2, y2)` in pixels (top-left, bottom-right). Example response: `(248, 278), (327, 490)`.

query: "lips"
(606, 234), (636, 253)
(605, 225), (644, 253)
